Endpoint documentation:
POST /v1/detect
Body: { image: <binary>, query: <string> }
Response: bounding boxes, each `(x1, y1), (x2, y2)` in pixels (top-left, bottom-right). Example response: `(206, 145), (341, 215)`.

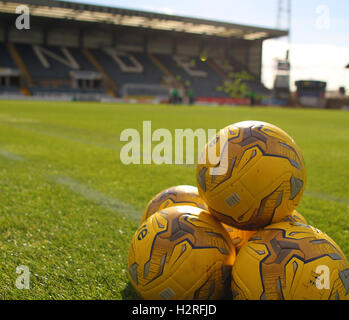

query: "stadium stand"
(89, 48), (167, 97)
(0, 0), (288, 103)
(154, 54), (225, 98)
(0, 43), (16, 68)
(0, 42), (22, 96)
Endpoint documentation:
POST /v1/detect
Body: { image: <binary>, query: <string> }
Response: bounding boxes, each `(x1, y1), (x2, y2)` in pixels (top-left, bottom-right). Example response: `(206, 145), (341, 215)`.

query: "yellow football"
(231, 221), (349, 300)
(223, 225), (256, 251)
(129, 205), (236, 300)
(196, 121), (306, 230)
(140, 185), (208, 225)
(282, 209), (307, 224)
(223, 210), (306, 251)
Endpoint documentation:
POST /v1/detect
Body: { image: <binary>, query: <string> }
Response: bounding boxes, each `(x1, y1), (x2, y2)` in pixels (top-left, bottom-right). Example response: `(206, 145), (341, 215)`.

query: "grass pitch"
(0, 100), (348, 299)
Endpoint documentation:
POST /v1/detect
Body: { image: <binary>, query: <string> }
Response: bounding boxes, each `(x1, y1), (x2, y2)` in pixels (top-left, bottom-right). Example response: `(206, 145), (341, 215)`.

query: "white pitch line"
(0, 127), (349, 212)
(0, 121), (121, 151)
(0, 145), (141, 221)
(0, 148), (25, 161)
(0, 121), (195, 167)
(51, 175), (141, 222)
(304, 191), (349, 206)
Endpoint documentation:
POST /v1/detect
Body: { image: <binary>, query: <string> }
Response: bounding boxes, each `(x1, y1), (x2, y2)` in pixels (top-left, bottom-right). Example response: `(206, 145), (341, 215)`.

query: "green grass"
(0, 100), (348, 299)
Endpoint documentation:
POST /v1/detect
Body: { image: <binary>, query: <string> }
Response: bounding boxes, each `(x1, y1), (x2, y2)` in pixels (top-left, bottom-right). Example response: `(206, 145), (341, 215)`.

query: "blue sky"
(64, 0), (349, 90)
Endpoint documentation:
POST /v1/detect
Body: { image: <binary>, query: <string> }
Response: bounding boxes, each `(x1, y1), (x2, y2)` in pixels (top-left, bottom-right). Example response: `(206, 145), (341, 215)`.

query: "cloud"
(262, 39), (349, 91)
(141, 5), (177, 15)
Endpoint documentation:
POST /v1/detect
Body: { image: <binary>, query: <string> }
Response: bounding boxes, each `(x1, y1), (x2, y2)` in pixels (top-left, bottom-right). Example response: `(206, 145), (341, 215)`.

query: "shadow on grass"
(121, 281), (234, 300)
(121, 281), (141, 300)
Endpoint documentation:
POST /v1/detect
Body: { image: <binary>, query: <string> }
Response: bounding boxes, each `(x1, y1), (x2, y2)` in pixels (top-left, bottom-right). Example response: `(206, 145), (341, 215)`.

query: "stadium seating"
(0, 41), (270, 101)
(154, 54), (227, 98)
(0, 85), (21, 94)
(16, 44), (95, 81)
(89, 48), (167, 96)
(0, 43), (16, 69)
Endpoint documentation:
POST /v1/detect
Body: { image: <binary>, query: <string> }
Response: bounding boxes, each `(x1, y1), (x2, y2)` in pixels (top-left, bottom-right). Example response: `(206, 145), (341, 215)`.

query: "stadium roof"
(0, 0), (288, 40)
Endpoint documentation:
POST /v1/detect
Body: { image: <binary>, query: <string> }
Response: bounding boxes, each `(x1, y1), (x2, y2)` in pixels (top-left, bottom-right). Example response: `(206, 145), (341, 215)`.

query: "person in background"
(188, 88), (195, 105)
(170, 87), (178, 104)
(178, 86), (184, 104)
(248, 89), (255, 107)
